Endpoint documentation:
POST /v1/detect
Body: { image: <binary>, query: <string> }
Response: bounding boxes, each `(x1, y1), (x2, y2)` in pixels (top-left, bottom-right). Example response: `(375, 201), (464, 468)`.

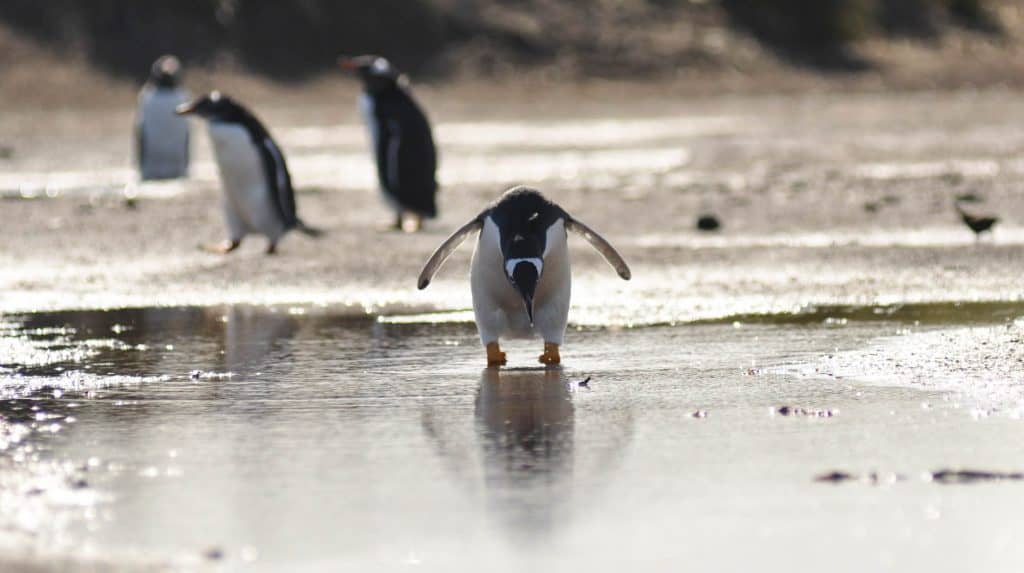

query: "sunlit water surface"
(2, 305), (1023, 571)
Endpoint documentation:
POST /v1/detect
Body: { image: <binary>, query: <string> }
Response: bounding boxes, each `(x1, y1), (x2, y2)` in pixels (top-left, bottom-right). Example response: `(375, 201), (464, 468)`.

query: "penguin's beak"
(521, 292), (535, 325)
(512, 280), (535, 325)
(507, 259), (542, 326)
(175, 101), (197, 116)
(337, 57), (358, 72)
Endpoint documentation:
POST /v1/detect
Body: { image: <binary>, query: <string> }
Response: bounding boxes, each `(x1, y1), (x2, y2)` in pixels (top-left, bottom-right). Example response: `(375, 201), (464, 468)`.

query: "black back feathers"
(488, 187), (566, 260)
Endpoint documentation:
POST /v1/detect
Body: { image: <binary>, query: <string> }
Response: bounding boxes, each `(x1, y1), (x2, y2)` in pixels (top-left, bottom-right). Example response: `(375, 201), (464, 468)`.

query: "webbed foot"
(538, 342), (561, 365)
(486, 342), (507, 367)
(201, 239), (240, 254)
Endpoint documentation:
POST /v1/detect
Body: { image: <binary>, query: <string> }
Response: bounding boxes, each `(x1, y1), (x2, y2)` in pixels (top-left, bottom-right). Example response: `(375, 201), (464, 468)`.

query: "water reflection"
(476, 367), (575, 541)
(220, 306), (300, 375)
(1, 305), (644, 563)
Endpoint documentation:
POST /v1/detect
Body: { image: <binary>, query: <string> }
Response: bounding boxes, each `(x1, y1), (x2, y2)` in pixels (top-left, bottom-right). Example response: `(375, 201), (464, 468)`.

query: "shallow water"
(3, 304), (1024, 571)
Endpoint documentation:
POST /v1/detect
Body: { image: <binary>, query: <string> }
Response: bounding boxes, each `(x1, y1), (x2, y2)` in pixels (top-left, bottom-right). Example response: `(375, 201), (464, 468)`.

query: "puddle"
(1, 304), (1023, 569)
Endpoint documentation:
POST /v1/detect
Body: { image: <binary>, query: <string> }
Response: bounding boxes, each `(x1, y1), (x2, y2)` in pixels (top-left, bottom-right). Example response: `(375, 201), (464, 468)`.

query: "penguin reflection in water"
(176, 92), (320, 254)
(339, 55), (438, 232)
(418, 187), (631, 366)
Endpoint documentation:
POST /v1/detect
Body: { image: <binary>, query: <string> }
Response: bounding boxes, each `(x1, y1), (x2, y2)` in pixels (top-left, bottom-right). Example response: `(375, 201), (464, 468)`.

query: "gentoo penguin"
(136, 55), (191, 180)
(339, 55), (438, 232)
(418, 186), (631, 366)
(176, 92), (319, 254)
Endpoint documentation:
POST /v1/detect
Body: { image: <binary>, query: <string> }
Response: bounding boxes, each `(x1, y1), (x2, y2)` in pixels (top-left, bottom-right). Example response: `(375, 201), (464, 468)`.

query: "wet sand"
(2, 88), (1024, 570)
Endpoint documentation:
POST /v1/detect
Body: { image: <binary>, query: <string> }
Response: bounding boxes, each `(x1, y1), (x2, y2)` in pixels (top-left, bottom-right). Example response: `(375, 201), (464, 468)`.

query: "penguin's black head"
(149, 55), (181, 89)
(489, 187), (566, 324)
(338, 55), (403, 93)
(175, 91), (243, 122)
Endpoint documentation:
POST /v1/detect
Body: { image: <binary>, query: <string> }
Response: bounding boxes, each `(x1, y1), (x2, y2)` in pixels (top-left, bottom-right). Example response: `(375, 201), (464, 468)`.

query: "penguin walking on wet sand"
(339, 55), (438, 232)
(136, 55), (190, 180)
(418, 186), (631, 366)
(176, 91), (320, 254)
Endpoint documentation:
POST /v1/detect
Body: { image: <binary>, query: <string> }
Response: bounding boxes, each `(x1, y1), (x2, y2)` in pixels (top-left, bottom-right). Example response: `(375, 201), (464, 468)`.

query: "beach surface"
(1, 87), (1024, 571)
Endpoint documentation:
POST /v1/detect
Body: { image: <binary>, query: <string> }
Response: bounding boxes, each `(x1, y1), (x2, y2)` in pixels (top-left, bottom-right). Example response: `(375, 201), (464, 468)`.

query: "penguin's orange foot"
(538, 342), (561, 365)
(486, 342), (507, 367)
(201, 240), (240, 254)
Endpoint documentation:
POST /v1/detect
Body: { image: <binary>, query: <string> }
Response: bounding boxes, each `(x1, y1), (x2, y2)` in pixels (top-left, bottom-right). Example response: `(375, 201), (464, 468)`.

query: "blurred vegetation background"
(0, 0), (1019, 95)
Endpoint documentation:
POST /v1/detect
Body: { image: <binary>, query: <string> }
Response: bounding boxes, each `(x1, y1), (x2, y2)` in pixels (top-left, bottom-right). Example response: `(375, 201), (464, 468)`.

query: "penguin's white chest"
(207, 123), (283, 238)
(470, 218), (572, 344)
(358, 93), (380, 150)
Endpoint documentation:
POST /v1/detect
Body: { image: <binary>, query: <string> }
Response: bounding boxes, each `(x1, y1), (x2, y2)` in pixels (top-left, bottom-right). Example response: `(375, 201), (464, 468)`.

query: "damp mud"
(3, 88), (1024, 570)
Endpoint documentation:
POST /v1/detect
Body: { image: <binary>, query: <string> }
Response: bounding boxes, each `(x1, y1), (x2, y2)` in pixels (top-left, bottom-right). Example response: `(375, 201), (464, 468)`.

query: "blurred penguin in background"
(136, 55), (190, 180)
(339, 55), (438, 232)
(176, 91), (321, 255)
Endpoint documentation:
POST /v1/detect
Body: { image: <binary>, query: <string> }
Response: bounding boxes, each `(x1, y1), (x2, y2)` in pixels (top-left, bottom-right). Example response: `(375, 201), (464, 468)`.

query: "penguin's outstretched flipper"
(565, 217), (632, 280)
(417, 216), (484, 289)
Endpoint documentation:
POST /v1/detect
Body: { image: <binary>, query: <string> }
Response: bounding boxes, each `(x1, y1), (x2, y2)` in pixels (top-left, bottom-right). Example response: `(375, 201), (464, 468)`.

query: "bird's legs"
(401, 213), (423, 233)
(265, 241), (278, 255)
(538, 342), (561, 365)
(201, 239), (240, 254)
(486, 342), (507, 367)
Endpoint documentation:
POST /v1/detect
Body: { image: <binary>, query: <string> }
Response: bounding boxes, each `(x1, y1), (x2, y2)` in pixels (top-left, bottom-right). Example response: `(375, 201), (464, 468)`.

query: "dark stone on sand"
(815, 471), (855, 483)
(696, 214), (721, 232)
(815, 471), (906, 484)
(775, 406), (836, 417)
(691, 410), (708, 418)
(955, 191), (982, 203)
(203, 547), (225, 561)
(928, 469), (1024, 484)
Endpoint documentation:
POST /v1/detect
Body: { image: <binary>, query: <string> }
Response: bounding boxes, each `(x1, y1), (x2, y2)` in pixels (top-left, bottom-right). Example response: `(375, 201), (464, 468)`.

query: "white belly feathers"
(207, 122), (285, 240)
(470, 217), (571, 344)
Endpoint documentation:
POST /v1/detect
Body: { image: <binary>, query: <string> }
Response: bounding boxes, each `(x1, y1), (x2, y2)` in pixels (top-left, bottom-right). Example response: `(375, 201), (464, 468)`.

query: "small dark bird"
(578, 376), (591, 388)
(955, 203), (998, 240)
(696, 214), (721, 232)
(339, 55), (438, 232)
